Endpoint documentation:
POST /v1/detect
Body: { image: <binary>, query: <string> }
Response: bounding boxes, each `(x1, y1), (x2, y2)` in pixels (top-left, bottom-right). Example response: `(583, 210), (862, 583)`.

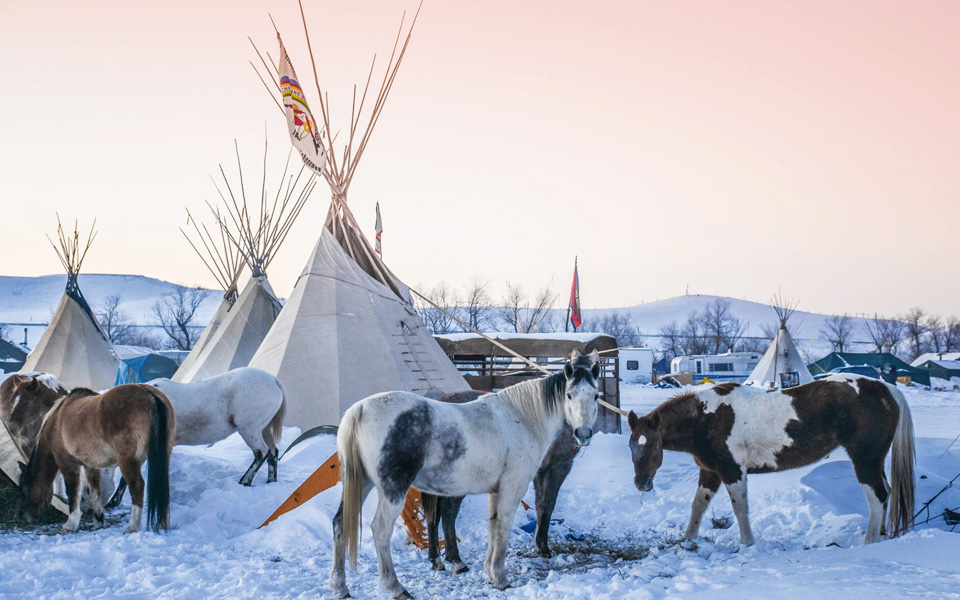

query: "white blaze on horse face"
(637, 435), (647, 446)
(701, 386), (798, 471)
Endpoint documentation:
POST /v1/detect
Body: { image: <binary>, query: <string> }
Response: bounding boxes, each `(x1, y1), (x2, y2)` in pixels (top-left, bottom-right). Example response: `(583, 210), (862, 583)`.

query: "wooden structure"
(435, 333), (622, 434)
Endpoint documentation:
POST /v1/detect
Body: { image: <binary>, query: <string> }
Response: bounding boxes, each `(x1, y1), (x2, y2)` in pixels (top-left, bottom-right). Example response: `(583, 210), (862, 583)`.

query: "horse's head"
(563, 348), (601, 447)
(17, 449), (50, 524)
(627, 410), (663, 492)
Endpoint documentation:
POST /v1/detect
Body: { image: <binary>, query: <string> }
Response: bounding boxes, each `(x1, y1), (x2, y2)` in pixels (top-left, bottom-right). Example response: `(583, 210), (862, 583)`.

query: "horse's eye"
(566, 393), (572, 400)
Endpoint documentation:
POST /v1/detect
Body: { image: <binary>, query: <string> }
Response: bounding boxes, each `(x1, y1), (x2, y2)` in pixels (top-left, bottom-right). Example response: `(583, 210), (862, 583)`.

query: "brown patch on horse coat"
(712, 383), (740, 396)
(0, 374), (67, 455)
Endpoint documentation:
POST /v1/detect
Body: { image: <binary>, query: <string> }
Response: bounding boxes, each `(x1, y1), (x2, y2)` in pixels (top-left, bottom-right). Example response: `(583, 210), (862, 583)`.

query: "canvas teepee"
(171, 203), (245, 382)
(175, 142), (317, 383)
(21, 218), (118, 391)
(248, 8), (470, 429)
(746, 295), (814, 389)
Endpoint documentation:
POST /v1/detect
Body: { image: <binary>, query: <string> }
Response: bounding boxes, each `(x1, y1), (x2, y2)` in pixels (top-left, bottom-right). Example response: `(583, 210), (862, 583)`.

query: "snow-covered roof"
(926, 360), (960, 370)
(911, 352), (960, 367)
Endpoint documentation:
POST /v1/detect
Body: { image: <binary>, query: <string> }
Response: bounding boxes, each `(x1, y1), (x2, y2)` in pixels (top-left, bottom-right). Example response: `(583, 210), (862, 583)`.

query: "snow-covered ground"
(1, 384), (958, 599)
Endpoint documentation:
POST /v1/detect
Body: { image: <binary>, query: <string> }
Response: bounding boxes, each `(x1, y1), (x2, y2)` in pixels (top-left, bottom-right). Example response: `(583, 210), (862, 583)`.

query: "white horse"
(107, 367), (286, 507)
(330, 349), (602, 599)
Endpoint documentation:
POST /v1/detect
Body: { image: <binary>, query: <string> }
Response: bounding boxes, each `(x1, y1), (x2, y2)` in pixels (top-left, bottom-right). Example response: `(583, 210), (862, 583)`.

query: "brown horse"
(0, 373), (67, 456)
(627, 376), (915, 546)
(19, 384), (176, 533)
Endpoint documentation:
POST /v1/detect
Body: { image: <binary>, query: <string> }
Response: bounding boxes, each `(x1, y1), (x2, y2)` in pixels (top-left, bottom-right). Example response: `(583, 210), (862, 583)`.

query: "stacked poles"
(182, 205), (244, 304)
(47, 215), (97, 293)
(210, 138), (317, 279)
(249, 0), (421, 297)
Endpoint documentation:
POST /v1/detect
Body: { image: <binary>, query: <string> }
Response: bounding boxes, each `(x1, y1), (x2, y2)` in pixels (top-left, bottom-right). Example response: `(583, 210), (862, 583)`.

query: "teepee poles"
(46, 215), (98, 288)
(181, 203), (244, 302)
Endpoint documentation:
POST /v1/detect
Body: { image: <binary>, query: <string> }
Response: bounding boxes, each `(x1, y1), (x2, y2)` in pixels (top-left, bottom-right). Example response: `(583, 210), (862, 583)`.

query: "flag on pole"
(569, 258), (582, 330)
(375, 202), (383, 256)
(278, 34), (326, 176)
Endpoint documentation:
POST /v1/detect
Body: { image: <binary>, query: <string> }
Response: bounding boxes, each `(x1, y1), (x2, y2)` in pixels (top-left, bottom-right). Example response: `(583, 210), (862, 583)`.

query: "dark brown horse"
(0, 373), (67, 456)
(421, 390), (582, 573)
(20, 384), (176, 533)
(627, 376), (915, 546)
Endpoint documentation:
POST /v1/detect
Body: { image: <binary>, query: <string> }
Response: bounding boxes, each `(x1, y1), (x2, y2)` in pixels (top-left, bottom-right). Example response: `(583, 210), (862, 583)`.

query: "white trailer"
(619, 347), (654, 384)
(670, 352), (762, 383)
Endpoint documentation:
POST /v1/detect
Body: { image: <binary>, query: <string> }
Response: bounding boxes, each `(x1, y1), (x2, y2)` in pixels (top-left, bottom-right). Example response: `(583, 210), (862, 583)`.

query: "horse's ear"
(649, 410), (662, 430)
(26, 378), (39, 390)
(628, 410), (639, 429)
(588, 348), (600, 363)
(570, 349), (582, 362)
(564, 363), (573, 378)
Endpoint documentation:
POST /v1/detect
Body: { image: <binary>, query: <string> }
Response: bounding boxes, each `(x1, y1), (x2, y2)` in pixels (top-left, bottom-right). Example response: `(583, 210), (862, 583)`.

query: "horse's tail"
(338, 403), (365, 569)
(265, 378), (287, 446)
(421, 492), (438, 525)
(146, 388), (173, 531)
(887, 384), (916, 537)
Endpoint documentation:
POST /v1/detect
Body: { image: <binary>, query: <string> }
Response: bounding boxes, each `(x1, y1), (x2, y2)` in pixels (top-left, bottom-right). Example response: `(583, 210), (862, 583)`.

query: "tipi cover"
(175, 276), (282, 383)
(249, 228), (470, 429)
(171, 295), (233, 382)
(746, 326), (813, 389)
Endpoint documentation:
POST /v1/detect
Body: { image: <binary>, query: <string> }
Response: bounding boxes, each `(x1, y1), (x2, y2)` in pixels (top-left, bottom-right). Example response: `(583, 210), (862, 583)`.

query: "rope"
(409, 288), (629, 418)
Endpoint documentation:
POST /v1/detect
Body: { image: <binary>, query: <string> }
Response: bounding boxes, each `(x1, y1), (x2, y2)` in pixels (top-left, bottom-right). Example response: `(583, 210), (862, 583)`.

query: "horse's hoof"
(430, 558), (445, 571)
(452, 562), (469, 574)
(537, 546), (552, 559)
(58, 527), (72, 534)
(394, 591), (413, 600)
(679, 539), (697, 551)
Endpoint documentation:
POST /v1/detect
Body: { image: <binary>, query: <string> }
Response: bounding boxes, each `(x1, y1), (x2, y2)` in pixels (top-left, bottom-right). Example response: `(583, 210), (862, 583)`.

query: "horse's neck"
(495, 376), (566, 446)
(659, 395), (701, 454)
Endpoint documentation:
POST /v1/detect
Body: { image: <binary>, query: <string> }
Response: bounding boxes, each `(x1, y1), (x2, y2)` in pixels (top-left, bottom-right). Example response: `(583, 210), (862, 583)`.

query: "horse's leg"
(83, 468), (105, 530)
(59, 464), (83, 533)
(852, 460), (888, 544)
(723, 472), (754, 546)
(330, 479), (373, 599)
(487, 485), (524, 590)
(266, 447), (279, 484)
(105, 477), (127, 510)
(423, 493), (443, 571)
(880, 471), (891, 537)
(371, 493), (411, 599)
(238, 430), (270, 486)
(532, 438), (577, 558)
(442, 496), (469, 574)
(484, 491), (499, 578)
(684, 469), (722, 541)
(118, 457), (145, 534)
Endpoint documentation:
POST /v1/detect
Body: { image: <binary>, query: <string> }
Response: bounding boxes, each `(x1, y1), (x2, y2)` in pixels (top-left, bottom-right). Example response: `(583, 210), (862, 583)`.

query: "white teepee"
(171, 204), (245, 382)
(21, 218), (118, 391)
(175, 143), (315, 383)
(248, 10), (470, 428)
(746, 296), (814, 389)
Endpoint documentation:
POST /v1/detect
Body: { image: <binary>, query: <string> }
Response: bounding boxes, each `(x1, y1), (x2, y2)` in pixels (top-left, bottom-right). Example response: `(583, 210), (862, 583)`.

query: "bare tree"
(702, 298), (746, 354)
(901, 307), (928, 360)
(658, 321), (683, 362)
(681, 312), (709, 355)
(926, 315), (946, 354)
(820, 314), (854, 353)
(153, 285), (209, 350)
(863, 313), (905, 354)
(456, 278), (495, 332)
(946, 316), (960, 353)
(96, 295), (135, 344)
(500, 282), (557, 334)
(0, 324), (9, 343)
(415, 281), (459, 335)
(582, 311), (641, 346)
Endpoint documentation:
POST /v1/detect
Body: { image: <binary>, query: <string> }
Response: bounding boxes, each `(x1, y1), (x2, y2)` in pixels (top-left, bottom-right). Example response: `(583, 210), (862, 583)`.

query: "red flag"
(375, 202), (383, 256)
(569, 259), (581, 330)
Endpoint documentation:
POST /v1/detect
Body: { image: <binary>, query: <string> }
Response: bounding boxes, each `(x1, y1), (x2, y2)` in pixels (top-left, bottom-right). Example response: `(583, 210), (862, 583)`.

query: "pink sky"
(1, 1), (957, 317)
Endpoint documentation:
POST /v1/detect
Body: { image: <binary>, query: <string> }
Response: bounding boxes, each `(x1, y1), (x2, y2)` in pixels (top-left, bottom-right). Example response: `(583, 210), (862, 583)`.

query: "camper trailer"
(619, 347), (654, 384)
(671, 352), (762, 383)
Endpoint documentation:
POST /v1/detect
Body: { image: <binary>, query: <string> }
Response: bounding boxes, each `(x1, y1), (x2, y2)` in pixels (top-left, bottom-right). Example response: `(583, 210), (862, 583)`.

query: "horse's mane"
(669, 390), (699, 402)
(66, 387), (98, 398)
(495, 355), (597, 427)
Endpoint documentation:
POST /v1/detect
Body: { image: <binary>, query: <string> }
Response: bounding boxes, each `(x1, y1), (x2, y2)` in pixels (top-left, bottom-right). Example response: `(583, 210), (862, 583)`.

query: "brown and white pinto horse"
(627, 375), (915, 546)
(0, 372), (68, 456)
(20, 384), (176, 533)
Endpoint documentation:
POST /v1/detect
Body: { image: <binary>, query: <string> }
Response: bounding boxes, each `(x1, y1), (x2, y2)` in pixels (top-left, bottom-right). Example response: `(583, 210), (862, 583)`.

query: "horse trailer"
(619, 347), (654, 384)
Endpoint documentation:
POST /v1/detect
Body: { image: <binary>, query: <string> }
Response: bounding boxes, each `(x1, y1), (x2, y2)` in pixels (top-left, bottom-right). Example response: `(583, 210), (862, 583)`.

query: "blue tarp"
(115, 353), (179, 386)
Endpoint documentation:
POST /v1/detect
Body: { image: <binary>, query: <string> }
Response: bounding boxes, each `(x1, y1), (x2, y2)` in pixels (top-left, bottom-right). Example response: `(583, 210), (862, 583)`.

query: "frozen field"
(1, 383), (958, 599)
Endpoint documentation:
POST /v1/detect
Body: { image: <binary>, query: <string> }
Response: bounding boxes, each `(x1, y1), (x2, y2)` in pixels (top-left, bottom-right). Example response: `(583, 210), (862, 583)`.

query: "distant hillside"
(0, 275), (866, 360)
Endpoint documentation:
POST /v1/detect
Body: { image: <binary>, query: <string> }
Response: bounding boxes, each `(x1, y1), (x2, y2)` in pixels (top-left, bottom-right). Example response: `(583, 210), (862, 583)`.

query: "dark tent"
(915, 360), (960, 384)
(808, 352), (930, 386)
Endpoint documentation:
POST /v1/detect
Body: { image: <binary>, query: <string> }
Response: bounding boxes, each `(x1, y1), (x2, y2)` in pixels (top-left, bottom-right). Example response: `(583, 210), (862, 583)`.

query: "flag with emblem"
(278, 34), (326, 176)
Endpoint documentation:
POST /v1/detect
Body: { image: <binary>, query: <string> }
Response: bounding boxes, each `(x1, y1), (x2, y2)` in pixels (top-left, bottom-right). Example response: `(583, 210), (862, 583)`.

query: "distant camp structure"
(21, 218), (118, 390)
(746, 295), (813, 389)
(171, 203), (245, 382)
(174, 142), (316, 383)
(248, 9), (470, 429)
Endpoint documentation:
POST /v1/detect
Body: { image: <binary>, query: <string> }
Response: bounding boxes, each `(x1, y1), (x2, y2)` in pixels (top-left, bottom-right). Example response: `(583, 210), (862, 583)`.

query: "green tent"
(808, 352), (930, 386)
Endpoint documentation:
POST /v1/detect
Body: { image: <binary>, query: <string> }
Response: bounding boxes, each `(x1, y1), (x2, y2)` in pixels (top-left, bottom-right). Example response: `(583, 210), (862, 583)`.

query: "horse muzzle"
(573, 426), (593, 447)
(634, 477), (654, 492)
